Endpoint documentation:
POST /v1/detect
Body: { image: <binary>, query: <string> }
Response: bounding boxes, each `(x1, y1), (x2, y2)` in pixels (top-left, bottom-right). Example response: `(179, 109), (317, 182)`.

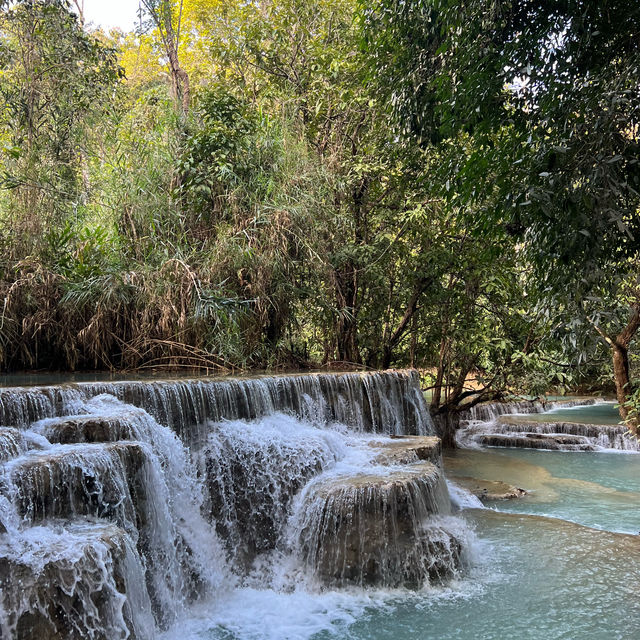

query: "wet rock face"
(0, 524), (153, 640)
(0, 369), (435, 437)
(295, 452), (462, 588)
(38, 415), (140, 444)
(2, 437), (212, 630)
(202, 440), (326, 566)
(198, 416), (342, 569)
(0, 427), (27, 463)
(8, 443), (148, 529)
(477, 433), (595, 451)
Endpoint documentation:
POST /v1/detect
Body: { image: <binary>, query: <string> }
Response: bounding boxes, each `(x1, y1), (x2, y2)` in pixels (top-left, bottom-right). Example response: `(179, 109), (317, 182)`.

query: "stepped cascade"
(457, 398), (639, 451)
(0, 370), (466, 639)
(460, 398), (596, 423)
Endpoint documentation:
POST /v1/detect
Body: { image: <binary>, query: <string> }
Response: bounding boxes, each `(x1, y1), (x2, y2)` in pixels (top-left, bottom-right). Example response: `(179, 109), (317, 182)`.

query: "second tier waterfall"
(0, 370), (470, 640)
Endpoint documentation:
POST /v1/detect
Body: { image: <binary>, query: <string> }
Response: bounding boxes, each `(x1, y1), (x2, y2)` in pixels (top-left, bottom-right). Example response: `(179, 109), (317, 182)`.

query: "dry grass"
(0, 258), (250, 372)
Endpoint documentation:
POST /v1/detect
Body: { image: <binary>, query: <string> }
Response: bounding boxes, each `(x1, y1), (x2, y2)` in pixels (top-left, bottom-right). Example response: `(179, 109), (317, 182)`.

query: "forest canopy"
(0, 0), (638, 429)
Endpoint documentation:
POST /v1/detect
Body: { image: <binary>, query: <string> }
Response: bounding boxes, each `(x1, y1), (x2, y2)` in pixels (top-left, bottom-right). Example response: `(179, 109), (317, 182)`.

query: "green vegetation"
(0, 0), (638, 430)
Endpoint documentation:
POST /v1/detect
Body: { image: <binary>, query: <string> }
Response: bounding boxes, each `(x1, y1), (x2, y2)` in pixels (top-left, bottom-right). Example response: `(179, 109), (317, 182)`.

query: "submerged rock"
(450, 475), (527, 501)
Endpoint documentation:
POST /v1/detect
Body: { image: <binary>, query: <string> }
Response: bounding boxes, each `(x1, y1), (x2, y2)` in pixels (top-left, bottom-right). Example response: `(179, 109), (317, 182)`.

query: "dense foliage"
(364, 0), (640, 428)
(0, 0), (637, 426)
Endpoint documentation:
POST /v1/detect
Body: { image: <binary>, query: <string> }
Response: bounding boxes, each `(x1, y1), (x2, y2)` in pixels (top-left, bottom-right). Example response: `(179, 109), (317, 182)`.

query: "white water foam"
(0, 372), (477, 638)
(447, 480), (486, 511)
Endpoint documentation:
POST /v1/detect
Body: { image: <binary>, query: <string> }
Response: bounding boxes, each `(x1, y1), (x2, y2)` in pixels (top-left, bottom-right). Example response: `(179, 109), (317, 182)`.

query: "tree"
(364, 0), (640, 431)
(140, 0), (190, 114)
(0, 0), (121, 255)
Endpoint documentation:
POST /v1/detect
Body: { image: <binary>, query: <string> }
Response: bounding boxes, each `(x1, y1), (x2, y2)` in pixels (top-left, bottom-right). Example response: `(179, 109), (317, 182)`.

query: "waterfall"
(482, 420), (640, 451)
(460, 398), (597, 424)
(1, 394), (227, 634)
(0, 427), (27, 463)
(0, 370), (432, 440)
(456, 398), (639, 451)
(0, 370), (468, 639)
(291, 461), (462, 588)
(197, 413), (346, 570)
(472, 433), (596, 451)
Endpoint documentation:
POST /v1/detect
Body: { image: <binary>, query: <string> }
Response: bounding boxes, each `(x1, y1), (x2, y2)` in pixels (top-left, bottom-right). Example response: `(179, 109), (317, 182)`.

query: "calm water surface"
(512, 401), (622, 425)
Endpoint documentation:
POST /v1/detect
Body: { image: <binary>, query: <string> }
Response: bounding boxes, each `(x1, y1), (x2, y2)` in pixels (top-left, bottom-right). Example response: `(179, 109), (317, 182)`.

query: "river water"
(159, 403), (640, 640)
(513, 401), (622, 425)
(1, 377), (638, 640)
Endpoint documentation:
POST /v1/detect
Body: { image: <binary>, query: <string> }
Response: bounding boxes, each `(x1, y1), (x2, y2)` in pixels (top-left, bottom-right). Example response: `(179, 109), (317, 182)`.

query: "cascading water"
(0, 393), (228, 637)
(0, 370), (431, 439)
(0, 370), (467, 639)
(456, 398), (640, 451)
(460, 397), (597, 424)
(198, 413), (347, 570)
(292, 460), (461, 588)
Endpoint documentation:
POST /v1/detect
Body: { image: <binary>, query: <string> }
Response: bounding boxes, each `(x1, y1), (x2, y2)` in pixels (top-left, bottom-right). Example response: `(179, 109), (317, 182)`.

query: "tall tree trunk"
(381, 276), (430, 369)
(612, 306), (640, 434)
(612, 343), (632, 420)
(335, 264), (360, 364)
(165, 37), (190, 113)
(143, 0), (190, 114)
(595, 305), (640, 435)
(431, 335), (448, 409)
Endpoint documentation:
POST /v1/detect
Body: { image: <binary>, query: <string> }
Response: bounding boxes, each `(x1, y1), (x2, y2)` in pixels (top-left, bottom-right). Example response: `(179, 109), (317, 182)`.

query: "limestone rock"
(476, 433), (595, 451)
(296, 461), (462, 587)
(0, 427), (27, 463)
(450, 475), (527, 500)
(39, 415), (140, 444)
(370, 435), (442, 465)
(8, 443), (148, 527)
(0, 522), (153, 640)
